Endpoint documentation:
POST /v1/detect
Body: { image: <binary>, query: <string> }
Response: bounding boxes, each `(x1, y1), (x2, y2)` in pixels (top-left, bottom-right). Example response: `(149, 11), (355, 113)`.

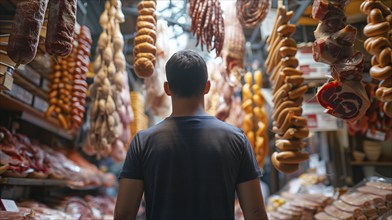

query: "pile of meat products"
(45, 26), (92, 130)
(312, 0), (370, 122)
(189, 0), (225, 57)
(0, 207), (35, 220)
(87, 0), (132, 161)
(361, 0), (392, 118)
(236, 0), (271, 28)
(315, 181), (392, 220)
(144, 20), (171, 118)
(347, 84), (392, 139)
(0, 126), (113, 188)
(242, 71), (269, 167)
(265, 7), (309, 174)
(133, 0), (157, 78)
(15, 196), (116, 220)
(268, 192), (332, 220)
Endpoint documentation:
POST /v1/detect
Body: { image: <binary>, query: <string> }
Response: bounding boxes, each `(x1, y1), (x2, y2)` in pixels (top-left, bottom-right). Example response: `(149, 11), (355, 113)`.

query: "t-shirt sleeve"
(236, 135), (262, 184)
(119, 133), (144, 180)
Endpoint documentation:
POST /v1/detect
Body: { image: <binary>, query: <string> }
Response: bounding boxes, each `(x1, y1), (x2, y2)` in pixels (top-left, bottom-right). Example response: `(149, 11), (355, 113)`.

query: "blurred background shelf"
(0, 93), (75, 140)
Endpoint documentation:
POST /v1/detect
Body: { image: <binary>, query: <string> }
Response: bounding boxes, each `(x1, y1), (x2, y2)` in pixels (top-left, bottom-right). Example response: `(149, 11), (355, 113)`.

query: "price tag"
(366, 129), (386, 141)
(1, 199), (19, 212)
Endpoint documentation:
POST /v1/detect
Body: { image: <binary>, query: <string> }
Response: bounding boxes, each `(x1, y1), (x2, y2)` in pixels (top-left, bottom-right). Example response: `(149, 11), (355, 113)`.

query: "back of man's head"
(165, 50), (208, 97)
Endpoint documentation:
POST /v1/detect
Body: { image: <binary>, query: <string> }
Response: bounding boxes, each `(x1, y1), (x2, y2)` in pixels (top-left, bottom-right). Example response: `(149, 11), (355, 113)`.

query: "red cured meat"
(317, 80), (370, 122)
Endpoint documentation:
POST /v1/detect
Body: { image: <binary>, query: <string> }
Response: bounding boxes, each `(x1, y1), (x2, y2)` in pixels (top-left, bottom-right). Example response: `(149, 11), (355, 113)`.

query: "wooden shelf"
(0, 93), (75, 140)
(350, 161), (392, 166)
(0, 177), (99, 190)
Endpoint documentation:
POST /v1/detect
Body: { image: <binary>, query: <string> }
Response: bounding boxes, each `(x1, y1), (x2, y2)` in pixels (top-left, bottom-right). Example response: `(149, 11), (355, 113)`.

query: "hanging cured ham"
(312, 0), (371, 122)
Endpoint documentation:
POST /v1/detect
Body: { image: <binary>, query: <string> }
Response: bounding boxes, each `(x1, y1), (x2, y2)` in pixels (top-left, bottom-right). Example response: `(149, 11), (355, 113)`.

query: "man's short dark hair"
(165, 50), (208, 97)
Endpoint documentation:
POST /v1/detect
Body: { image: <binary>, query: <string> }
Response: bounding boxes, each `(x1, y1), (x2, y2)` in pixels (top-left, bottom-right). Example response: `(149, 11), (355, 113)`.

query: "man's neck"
(170, 96), (208, 117)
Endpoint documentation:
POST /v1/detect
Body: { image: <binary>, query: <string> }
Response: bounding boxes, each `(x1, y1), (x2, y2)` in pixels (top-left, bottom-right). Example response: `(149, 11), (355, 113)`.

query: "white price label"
(1, 199), (19, 212)
(366, 130), (386, 141)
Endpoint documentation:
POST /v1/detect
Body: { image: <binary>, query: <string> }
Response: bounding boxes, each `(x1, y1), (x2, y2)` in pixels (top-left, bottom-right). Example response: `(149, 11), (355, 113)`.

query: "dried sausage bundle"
(236, 0), (271, 28)
(70, 26), (92, 129)
(221, 3), (245, 86)
(45, 0), (77, 56)
(312, 0), (370, 122)
(133, 0), (157, 78)
(265, 7), (309, 174)
(189, 0), (225, 57)
(361, 0), (392, 118)
(87, 0), (131, 161)
(7, 0), (49, 65)
(45, 26), (91, 130)
(242, 71), (269, 167)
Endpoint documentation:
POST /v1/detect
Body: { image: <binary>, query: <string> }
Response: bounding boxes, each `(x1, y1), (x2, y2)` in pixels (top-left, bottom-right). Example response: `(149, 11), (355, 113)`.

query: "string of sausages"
(45, 26), (92, 130)
(133, 0), (157, 79)
(87, 0), (130, 160)
(71, 26), (92, 129)
(236, 0), (271, 28)
(242, 71), (269, 167)
(361, 0), (392, 118)
(265, 7), (309, 174)
(189, 0), (224, 57)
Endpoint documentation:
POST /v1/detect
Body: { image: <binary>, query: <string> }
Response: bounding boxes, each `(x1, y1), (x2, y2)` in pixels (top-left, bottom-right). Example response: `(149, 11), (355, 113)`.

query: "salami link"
(45, 0), (77, 56)
(7, 0), (49, 64)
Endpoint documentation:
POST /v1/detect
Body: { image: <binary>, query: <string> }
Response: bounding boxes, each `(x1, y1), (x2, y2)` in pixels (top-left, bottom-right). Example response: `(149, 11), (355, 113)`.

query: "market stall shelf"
(0, 93), (75, 140)
(0, 177), (99, 190)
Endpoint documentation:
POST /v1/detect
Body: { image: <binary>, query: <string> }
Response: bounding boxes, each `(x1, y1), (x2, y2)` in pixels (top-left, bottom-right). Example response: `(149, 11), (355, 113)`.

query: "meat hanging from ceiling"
(189, 0), (225, 57)
(360, 0), (392, 118)
(236, 0), (271, 28)
(312, 0), (371, 122)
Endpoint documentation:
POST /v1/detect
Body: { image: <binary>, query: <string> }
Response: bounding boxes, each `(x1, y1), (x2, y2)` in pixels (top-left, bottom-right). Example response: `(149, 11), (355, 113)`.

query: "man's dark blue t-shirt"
(120, 116), (262, 220)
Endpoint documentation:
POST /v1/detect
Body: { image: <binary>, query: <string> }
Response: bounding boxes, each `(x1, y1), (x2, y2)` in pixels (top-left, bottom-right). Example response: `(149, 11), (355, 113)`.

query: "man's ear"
(164, 81), (172, 96)
(204, 80), (211, 95)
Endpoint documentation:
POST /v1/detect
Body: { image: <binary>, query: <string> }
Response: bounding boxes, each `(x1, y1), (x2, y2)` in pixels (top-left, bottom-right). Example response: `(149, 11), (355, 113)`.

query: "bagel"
(137, 1), (156, 10)
(272, 152), (299, 173)
(378, 47), (391, 68)
(137, 21), (156, 30)
(134, 35), (155, 45)
(364, 21), (390, 37)
(134, 42), (157, 55)
(275, 151), (309, 164)
(137, 15), (156, 25)
(370, 65), (392, 80)
(134, 57), (154, 78)
(136, 28), (157, 42)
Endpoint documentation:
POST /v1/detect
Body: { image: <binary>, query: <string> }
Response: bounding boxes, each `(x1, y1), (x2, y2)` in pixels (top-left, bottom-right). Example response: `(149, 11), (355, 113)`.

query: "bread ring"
(277, 24), (296, 37)
(134, 35), (155, 45)
(288, 85), (308, 100)
(281, 128), (297, 139)
(367, 8), (385, 24)
(137, 21), (156, 30)
(360, 0), (392, 16)
(276, 139), (306, 151)
(365, 37), (390, 55)
(272, 100), (299, 121)
(285, 75), (304, 87)
(136, 28), (157, 42)
(137, 1), (156, 10)
(272, 83), (293, 102)
(293, 127), (309, 139)
(272, 111), (294, 135)
(281, 37), (297, 47)
(134, 42), (157, 55)
(275, 151), (309, 164)
(376, 87), (392, 102)
(364, 21), (390, 37)
(282, 67), (302, 76)
(378, 47), (391, 68)
(290, 116), (307, 127)
(139, 8), (155, 16)
(276, 107), (303, 128)
(272, 152), (299, 173)
(279, 46), (297, 57)
(134, 57), (154, 78)
(135, 52), (156, 64)
(282, 57), (299, 68)
(370, 65), (392, 80)
(137, 15), (156, 25)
